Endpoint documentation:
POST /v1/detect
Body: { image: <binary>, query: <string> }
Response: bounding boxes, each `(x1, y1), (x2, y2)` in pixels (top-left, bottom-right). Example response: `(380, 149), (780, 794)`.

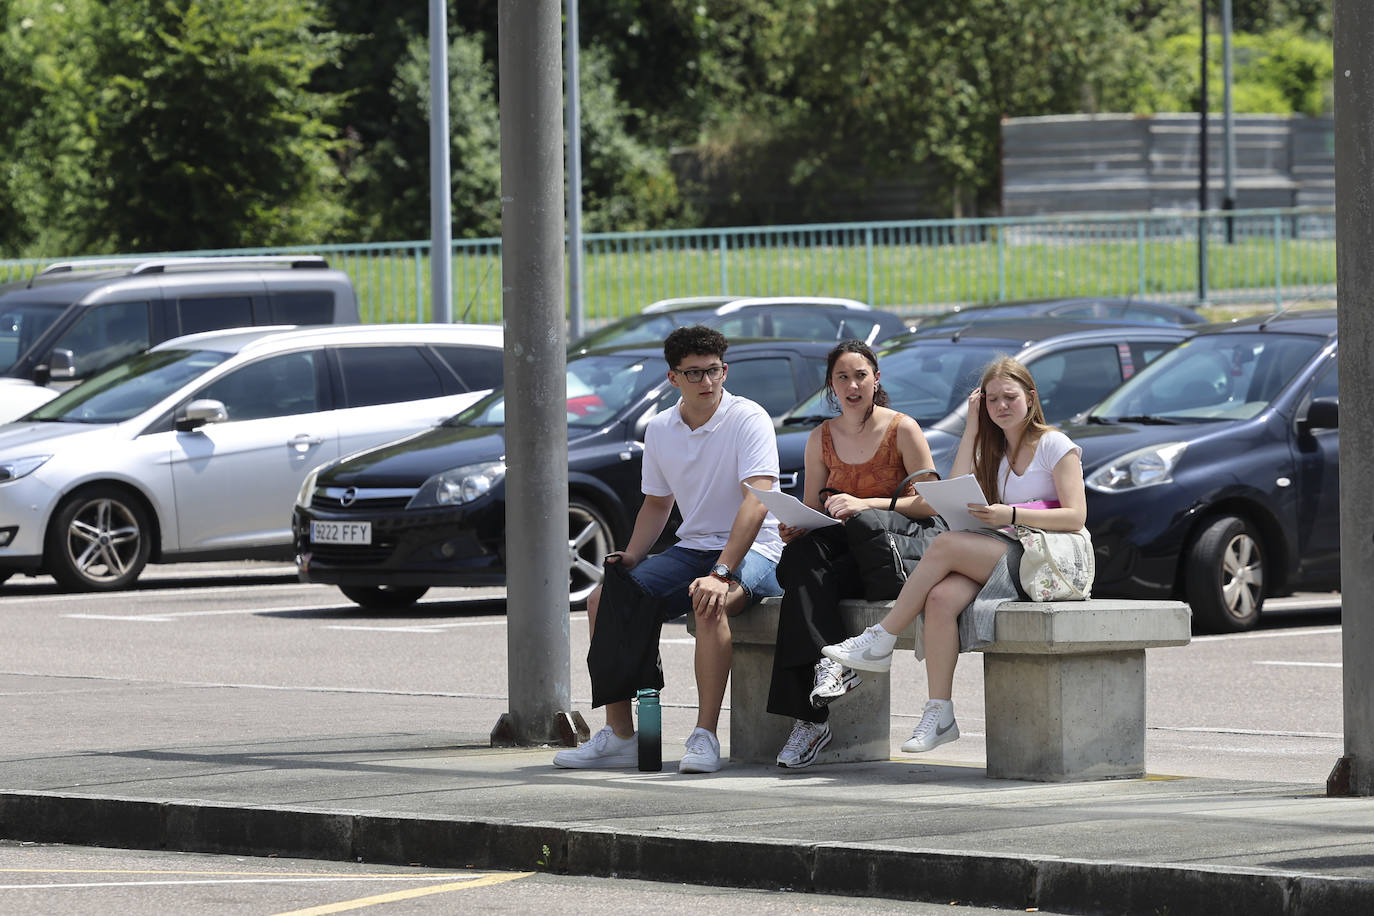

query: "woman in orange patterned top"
(768, 340), (938, 769)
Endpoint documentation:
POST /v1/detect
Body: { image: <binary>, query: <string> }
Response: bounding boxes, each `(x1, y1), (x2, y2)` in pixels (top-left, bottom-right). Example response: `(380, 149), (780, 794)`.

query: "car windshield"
(1089, 332), (1324, 422)
(780, 341), (1005, 426)
(0, 299), (68, 373)
(572, 313), (698, 350)
(446, 353), (662, 428)
(28, 348), (230, 424)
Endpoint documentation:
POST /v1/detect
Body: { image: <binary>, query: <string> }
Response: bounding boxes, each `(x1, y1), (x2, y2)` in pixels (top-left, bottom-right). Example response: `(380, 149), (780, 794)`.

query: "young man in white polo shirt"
(554, 325), (784, 774)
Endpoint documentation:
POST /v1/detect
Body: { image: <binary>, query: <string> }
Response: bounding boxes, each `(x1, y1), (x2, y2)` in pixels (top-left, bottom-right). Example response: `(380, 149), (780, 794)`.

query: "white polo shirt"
(642, 389), (784, 562)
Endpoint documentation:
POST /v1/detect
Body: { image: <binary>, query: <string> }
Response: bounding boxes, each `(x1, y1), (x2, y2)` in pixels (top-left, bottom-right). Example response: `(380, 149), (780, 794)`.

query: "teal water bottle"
(636, 688), (662, 772)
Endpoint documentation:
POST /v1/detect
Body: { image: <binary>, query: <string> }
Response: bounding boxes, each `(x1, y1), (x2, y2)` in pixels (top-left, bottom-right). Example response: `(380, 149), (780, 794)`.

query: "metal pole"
(1222, 0), (1237, 243)
(1198, 0), (1210, 303)
(492, 0), (577, 747)
(428, 0), (453, 322)
(565, 0), (585, 341)
(1330, 0), (1374, 797)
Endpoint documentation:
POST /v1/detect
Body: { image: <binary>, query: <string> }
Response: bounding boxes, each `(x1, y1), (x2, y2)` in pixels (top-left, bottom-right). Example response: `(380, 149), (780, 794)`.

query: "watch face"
(711, 564), (731, 578)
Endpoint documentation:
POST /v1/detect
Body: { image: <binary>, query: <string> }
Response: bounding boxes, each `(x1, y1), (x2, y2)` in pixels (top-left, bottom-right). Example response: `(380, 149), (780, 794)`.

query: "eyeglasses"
(674, 364), (726, 383)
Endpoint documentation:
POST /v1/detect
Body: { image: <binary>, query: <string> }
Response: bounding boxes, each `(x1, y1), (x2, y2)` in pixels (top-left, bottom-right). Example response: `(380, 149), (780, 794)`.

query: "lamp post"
(1198, 0), (1209, 303)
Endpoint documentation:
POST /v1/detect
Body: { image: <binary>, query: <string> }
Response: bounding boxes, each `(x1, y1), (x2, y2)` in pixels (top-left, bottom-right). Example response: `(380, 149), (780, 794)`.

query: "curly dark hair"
(823, 339), (889, 423)
(664, 325), (729, 368)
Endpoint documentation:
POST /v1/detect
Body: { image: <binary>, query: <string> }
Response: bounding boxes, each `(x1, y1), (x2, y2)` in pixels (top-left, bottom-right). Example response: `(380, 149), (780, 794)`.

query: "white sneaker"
(678, 727), (722, 774)
(822, 625), (897, 672)
(553, 725), (637, 769)
(901, 700), (959, 753)
(776, 719), (832, 769)
(809, 658), (861, 708)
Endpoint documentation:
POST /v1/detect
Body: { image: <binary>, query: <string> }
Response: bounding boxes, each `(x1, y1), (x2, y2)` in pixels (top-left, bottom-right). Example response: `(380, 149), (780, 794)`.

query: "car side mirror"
(1304, 396), (1338, 431)
(46, 348), (77, 380)
(176, 398), (228, 431)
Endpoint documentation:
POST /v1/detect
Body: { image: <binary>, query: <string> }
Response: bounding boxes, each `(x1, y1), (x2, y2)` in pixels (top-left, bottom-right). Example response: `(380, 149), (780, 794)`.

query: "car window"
(0, 301), (67, 373)
(573, 314), (680, 350)
(433, 344), (504, 392)
(335, 345), (447, 408)
(51, 300), (152, 378)
(270, 291), (335, 325)
(722, 357), (803, 416)
(197, 351), (321, 421)
(1120, 305), (1173, 325)
(837, 317), (880, 343)
(31, 348), (230, 424)
(1310, 358), (1338, 400)
(177, 295), (256, 336)
(716, 314), (767, 338)
(770, 310), (839, 340)
(1027, 345), (1122, 423)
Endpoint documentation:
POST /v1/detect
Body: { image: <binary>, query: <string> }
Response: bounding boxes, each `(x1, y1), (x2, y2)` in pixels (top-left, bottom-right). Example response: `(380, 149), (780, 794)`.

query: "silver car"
(0, 323), (503, 591)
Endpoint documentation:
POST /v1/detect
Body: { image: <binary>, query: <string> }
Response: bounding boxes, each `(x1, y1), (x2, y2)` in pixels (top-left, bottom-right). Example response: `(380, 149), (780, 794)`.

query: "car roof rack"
(37, 255), (330, 278)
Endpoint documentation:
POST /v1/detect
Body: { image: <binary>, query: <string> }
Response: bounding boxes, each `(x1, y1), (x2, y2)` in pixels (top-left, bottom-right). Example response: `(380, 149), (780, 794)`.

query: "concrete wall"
(1002, 113), (1334, 216)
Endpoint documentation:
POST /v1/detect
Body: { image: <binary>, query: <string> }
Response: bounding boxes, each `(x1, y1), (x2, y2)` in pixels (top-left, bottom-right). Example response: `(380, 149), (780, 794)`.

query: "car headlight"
(1085, 442), (1187, 493)
(408, 460), (506, 509)
(0, 454), (51, 483)
(296, 466), (324, 508)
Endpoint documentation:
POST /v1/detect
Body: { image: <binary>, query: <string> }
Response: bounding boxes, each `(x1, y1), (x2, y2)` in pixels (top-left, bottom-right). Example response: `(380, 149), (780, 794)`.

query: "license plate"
(311, 520), (372, 545)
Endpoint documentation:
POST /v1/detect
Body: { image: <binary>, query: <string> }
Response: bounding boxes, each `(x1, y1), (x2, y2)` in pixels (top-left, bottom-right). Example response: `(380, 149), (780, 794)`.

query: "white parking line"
(66, 605), (347, 622)
(1193, 625), (1342, 642)
(1256, 660), (1342, 668)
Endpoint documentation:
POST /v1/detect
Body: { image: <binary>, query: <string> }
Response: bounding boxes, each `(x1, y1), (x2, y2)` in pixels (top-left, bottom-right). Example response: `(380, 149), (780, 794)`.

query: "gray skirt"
(912, 528), (1023, 661)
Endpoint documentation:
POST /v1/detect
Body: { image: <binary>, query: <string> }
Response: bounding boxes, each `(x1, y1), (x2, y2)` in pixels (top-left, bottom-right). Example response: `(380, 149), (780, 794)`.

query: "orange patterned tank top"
(820, 414), (916, 501)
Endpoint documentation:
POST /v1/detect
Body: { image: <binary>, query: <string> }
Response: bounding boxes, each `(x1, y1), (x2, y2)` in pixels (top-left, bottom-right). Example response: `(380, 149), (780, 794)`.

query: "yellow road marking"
(270, 872), (534, 915)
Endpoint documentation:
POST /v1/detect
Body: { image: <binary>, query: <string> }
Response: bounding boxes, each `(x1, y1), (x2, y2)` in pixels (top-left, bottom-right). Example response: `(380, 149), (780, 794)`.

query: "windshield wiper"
(780, 414), (832, 426)
(1111, 414), (1183, 425)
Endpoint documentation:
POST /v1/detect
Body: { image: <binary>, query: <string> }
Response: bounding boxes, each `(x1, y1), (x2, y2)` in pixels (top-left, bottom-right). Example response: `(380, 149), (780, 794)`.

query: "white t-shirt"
(998, 429), (1081, 504)
(642, 389), (784, 562)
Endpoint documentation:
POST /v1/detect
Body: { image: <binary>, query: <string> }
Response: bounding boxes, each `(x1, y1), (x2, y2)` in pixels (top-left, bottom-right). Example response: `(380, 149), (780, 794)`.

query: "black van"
(0, 256), (359, 421)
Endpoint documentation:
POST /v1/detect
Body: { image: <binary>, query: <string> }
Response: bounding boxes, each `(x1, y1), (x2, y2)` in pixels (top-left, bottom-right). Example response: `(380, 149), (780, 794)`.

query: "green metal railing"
(1, 207), (1336, 325)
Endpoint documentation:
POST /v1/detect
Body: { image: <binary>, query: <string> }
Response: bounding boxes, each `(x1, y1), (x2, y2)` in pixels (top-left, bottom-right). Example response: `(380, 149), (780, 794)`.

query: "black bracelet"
(1012, 506), (1017, 525)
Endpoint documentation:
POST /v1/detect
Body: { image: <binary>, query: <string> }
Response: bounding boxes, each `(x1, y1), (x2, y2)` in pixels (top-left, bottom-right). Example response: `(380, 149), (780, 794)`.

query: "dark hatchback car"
(569, 296), (912, 355)
(775, 319), (1197, 494)
(293, 339), (833, 609)
(914, 296), (1205, 330)
(1066, 309), (1338, 633)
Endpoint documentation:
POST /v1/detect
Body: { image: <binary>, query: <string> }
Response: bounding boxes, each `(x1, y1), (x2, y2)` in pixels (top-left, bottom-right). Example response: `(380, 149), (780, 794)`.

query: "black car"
(1069, 309), (1338, 632)
(293, 339), (833, 609)
(775, 319), (1197, 495)
(913, 297), (1205, 330)
(569, 296), (912, 355)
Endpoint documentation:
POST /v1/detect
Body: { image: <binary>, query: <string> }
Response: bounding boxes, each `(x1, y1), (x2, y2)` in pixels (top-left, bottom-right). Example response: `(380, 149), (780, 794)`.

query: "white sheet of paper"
(913, 474), (994, 532)
(744, 483), (841, 529)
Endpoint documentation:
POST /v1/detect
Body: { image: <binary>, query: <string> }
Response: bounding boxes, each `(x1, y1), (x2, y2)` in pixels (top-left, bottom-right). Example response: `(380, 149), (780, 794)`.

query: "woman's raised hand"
(963, 387), (983, 438)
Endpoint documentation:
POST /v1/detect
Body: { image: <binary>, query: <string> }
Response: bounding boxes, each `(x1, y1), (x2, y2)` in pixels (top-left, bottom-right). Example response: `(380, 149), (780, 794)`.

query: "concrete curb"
(3, 791), (1372, 914)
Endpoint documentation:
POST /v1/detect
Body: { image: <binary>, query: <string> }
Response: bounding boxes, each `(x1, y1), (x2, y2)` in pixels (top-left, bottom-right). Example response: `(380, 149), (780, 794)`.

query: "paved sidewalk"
(1, 670), (1372, 915)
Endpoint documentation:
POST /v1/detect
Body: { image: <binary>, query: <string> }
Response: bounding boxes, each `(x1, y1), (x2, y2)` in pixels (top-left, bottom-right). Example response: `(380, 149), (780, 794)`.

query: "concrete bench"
(690, 596), (1191, 782)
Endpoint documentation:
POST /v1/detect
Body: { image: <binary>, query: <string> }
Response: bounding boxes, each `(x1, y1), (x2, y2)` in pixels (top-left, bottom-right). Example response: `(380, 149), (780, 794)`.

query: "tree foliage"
(0, 0), (1338, 257)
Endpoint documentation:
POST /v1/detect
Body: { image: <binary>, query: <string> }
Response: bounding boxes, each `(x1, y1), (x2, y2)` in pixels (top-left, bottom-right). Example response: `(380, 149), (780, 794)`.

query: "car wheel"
(45, 486), (151, 591)
(1186, 515), (1264, 632)
(339, 584), (429, 610)
(568, 497), (616, 608)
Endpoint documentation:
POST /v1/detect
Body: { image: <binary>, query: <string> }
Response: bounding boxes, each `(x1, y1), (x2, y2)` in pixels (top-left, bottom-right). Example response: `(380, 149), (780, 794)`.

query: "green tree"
(81, 0), (347, 252)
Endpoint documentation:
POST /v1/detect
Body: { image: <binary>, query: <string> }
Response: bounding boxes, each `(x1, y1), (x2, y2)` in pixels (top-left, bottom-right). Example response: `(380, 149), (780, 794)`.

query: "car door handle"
(289, 434), (325, 451)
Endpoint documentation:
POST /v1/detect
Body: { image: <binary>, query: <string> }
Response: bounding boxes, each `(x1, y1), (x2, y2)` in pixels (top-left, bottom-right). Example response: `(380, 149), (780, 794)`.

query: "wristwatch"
(710, 563), (733, 582)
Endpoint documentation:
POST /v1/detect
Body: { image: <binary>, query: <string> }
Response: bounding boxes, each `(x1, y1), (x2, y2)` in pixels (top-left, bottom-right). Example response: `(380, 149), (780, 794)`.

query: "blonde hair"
(971, 356), (1054, 502)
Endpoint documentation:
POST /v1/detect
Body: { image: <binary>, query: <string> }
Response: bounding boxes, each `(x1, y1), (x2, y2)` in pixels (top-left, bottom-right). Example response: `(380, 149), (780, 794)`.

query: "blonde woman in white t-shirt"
(821, 356), (1090, 755)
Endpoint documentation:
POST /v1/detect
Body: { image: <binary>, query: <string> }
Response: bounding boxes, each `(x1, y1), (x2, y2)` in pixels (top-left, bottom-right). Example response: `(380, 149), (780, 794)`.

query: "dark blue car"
(1068, 309), (1339, 632)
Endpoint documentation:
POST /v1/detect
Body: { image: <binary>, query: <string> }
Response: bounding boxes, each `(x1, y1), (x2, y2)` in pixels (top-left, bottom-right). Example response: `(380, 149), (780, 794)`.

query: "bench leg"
(727, 641), (891, 765)
(982, 649), (1147, 782)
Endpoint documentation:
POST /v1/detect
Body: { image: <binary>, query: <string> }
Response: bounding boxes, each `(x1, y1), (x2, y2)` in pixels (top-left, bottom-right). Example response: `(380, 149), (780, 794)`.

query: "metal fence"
(0, 207), (1336, 326)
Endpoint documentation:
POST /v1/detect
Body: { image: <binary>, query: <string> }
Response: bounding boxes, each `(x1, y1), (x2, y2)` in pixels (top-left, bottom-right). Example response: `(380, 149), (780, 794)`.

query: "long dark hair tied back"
(823, 339), (888, 424)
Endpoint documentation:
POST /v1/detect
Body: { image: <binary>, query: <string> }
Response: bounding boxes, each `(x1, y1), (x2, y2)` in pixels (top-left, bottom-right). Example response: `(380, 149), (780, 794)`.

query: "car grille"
(309, 543), (394, 564)
(313, 486), (416, 512)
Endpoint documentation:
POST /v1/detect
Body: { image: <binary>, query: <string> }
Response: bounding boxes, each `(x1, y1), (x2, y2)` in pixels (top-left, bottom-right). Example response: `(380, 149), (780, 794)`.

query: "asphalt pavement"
(1, 566), (1371, 914)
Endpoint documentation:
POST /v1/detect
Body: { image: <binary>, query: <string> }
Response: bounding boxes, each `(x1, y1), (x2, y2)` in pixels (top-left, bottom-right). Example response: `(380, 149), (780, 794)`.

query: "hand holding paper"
(911, 474), (996, 532)
(744, 483), (841, 529)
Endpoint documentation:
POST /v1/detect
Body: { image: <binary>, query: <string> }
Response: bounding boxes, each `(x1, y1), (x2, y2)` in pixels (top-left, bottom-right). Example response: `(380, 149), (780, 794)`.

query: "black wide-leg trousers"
(766, 525), (866, 724)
